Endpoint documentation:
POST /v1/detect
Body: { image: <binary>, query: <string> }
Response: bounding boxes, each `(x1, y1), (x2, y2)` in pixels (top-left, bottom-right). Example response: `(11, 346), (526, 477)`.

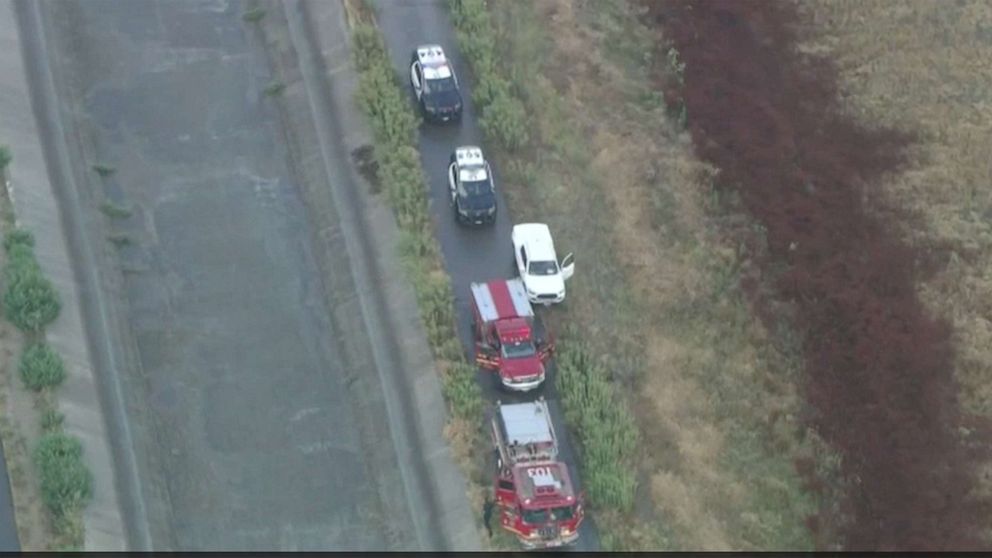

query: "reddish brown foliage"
(646, 0), (989, 550)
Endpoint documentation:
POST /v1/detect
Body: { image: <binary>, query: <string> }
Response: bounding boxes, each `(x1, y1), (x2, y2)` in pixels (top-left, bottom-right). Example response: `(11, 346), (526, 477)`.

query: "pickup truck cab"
(512, 223), (574, 305)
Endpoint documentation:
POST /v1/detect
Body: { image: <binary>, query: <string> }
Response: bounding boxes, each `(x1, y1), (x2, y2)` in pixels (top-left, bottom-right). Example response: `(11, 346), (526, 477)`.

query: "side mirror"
(561, 253), (575, 281)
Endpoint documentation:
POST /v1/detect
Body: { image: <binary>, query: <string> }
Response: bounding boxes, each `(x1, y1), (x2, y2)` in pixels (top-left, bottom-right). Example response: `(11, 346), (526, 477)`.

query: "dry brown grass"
(798, 0), (992, 513)
(488, 0), (825, 549)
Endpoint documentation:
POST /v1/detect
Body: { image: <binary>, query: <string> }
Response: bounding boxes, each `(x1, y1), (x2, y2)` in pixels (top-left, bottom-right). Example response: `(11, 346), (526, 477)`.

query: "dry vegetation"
(486, 0), (834, 549)
(799, 0), (992, 418)
(799, 0), (992, 540)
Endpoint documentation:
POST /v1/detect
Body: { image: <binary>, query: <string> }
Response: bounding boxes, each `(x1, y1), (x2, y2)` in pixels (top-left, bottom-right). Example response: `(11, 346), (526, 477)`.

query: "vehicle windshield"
(458, 179), (495, 208)
(501, 340), (537, 359)
(459, 179), (492, 197)
(520, 507), (549, 525)
(520, 504), (574, 525)
(528, 260), (558, 276)
(551, 505), (575, 521)
(425, 76), (457, 93)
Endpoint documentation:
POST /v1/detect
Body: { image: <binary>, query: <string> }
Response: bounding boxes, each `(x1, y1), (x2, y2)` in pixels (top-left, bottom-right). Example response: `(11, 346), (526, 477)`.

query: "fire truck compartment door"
(476, 350), (500, 369)
(496, 478), (515, 506)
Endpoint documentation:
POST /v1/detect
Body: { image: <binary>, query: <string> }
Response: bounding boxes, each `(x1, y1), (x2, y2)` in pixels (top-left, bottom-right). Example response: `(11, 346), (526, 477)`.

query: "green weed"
(99, 201), (132, 219)
(264, 80), (286, 97)
(19, 343), (66, 392)
(91, 164), (115, 177)
(242, 7), (266, 22)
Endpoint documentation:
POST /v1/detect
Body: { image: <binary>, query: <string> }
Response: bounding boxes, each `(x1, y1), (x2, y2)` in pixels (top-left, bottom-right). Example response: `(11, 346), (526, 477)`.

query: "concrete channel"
(19, 0), (478, 550)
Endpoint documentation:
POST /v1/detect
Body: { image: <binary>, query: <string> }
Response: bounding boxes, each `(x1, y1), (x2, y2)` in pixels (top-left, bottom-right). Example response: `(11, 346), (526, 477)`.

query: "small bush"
(264, 81), (286, 97)
(443, 360), (483, 420)
(0, 145), (14, 175)
(107, 233), (132, 248)
(99, 201), (132, 219)
(0, 145), (11, 173)
(41, 408), (65, 432)
(352, 24), (389, 73)
(33, 432), (92, 517)
(448, 0), (528, 151)
(242, 6), (266, 22)
(557, 337), (639, 512)
(480, 91), (529, 151)
(91, 164), (115, 177)
(19, 343), (66, 391)
(418, 273), (455, 349)
(0, 145), (14, 173)
(3, 228), (34, 253)
(3, 256), (61, 333)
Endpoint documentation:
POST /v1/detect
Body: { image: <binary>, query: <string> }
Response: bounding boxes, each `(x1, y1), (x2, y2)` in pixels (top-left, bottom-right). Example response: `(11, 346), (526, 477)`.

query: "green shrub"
(41, 408), (66, 432)
(242, 6), (266, 22)
(472, 74), (511, 111)
(480, 91), (529, 151)
(351, 21), (484, 428)
(352, 24), (389, 73)
(437, 337), (465, 363)
(3, 254), (61, 332)
(264, 81), (286, 97)
(557, 338), (639, 512)
(91, 164), (116, 177)
(0, 145), (10, 173)
(19, 343), (66, 391)
(33, 432), (92, 517)
(444, 360), (483, 420)
(418, 273), (455, 349)
(3, 228), (34, 253)
(448, 0), (529, 151)
(99, 201), (132, 219)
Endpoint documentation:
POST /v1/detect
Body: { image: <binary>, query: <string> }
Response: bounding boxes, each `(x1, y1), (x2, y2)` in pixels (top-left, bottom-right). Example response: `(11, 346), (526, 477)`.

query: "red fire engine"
(471, 278), (553, 391)
(491, 398), (584, 548)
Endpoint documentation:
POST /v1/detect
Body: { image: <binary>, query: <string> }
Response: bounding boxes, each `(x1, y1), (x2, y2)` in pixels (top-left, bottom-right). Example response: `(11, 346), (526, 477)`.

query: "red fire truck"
(471, 278), (553, 391)
(491, 398), (584, 548)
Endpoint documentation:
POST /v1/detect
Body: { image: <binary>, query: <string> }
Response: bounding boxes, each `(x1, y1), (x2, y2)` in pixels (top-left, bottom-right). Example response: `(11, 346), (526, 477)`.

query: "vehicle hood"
(500, 356), (544, 379)
(459, 192), (496, 211)
(523, 273), (565, 297)
(426, 89), (462, 110)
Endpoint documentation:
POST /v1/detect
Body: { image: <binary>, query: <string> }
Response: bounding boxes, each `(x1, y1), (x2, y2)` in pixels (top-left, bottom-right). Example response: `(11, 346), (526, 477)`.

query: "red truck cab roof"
(513, 462), (577, 510)
(472, 279), (534, 325)
(494, 317), (533, 343)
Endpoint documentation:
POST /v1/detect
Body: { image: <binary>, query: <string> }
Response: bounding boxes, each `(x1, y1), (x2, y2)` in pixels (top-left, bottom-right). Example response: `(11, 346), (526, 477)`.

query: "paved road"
(37, 0), (428, 550)
(374, 0), (601, 550)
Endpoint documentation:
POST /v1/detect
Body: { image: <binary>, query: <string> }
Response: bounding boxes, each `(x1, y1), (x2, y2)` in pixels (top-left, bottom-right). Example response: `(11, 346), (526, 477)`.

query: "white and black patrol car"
(448, 146), (497, 226)
(409, 44), (463, 123)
